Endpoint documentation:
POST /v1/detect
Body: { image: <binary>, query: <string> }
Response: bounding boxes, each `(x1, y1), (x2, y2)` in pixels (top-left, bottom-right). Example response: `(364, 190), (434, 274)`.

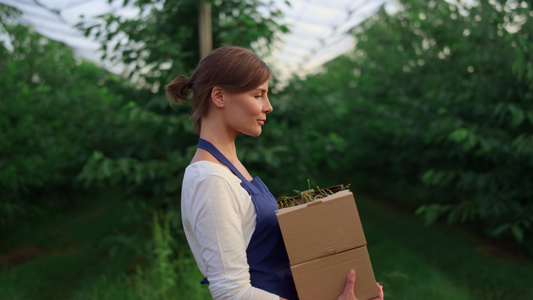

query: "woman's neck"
(195, 120), (252, 181)
(199, 122), (238, 161)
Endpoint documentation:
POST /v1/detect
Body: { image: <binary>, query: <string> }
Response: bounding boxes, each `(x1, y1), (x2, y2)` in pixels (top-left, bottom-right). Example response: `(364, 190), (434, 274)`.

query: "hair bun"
(165, 75), (193, 105)
(183, 75), (194, 89)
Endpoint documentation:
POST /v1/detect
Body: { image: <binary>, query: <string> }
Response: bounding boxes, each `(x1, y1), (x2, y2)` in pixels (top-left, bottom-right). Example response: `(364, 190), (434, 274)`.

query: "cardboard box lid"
(276, 190), (367, 265)
(290, 246), (379, 300)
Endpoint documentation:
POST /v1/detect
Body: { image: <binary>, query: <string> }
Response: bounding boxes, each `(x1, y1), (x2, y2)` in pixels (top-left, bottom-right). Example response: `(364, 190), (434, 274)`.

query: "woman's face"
(222, 80), (272, 137)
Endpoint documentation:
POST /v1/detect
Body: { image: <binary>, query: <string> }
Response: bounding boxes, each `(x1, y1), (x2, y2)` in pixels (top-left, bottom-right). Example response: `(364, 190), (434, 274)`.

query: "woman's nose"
(264, 97), (273, 114)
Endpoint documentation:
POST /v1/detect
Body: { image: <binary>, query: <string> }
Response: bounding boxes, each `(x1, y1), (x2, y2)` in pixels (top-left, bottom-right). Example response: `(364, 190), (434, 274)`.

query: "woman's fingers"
(337, 269), (357, 300)
(370, 282), (384, 300)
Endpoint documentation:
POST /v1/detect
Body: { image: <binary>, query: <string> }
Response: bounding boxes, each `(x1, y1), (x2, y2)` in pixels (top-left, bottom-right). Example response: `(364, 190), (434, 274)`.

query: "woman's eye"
(254, 95), (262, 99)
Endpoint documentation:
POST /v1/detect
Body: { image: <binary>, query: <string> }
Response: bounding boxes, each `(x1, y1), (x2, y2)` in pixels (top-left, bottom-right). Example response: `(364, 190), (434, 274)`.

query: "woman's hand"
(337, 269), (384, 300)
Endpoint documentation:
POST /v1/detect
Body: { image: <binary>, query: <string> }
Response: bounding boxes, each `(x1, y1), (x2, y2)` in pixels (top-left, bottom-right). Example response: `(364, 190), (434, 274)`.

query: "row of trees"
(1, 0), (531, 255)
(0, 5), (123, 223)
(277, 0), (533, 251)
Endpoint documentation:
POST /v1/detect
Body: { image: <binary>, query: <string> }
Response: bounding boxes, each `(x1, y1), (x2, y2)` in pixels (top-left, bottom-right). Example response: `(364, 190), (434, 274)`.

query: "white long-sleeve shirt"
(181, 161), (279, 300)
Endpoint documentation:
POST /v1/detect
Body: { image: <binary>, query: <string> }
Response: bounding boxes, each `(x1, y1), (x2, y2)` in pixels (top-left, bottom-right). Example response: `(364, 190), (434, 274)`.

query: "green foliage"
(0, 15), (123, 223)
(73, 94), (197, 202)
(69, 211), (210, 300)
(0, 189), (142, 300)
(278, 0), (533, 252)
(358, 193), (533, 300)
(77, 0), (289, 87)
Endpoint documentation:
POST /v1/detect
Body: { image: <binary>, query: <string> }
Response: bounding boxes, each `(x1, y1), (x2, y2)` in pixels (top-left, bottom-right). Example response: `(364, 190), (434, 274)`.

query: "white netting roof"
(0, 0), (396, 79)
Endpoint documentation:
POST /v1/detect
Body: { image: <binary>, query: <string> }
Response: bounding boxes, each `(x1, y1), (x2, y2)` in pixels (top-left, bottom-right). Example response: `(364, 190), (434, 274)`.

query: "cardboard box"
(291, 246), (377, 300)
(276, 189), (379, 300)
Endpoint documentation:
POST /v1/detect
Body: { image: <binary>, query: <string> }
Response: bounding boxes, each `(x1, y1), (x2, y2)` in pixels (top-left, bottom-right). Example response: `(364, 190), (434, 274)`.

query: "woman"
(166, 46), (384, 300)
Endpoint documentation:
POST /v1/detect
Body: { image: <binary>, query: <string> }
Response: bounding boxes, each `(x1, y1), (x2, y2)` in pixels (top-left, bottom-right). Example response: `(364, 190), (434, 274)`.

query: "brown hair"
(165, 46), (271, 134)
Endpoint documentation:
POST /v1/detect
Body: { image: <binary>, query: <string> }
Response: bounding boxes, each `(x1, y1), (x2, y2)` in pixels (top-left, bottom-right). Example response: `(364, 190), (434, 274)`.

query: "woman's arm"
(183, 168), (279, 300)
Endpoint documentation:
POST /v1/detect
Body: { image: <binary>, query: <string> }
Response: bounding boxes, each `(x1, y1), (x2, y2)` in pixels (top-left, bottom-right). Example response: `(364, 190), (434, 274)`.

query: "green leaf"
(415, 204), (447, 225)
(508, 104), (525, 127)
(449, 128), (468, 142)
(511, 225), (524, 243)
(526, 110), (533, 126)
(492, 224), (511, 236)
(93, 151), (104, 160)
(102, 159), (112, 177)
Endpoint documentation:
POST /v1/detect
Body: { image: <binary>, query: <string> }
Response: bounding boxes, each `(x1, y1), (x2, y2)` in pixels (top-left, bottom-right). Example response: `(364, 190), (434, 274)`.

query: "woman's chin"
(243, 129), (262, 137)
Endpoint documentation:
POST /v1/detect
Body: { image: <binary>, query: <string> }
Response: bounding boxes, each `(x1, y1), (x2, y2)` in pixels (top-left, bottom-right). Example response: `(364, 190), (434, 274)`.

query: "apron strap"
(197, 138), (248, 182)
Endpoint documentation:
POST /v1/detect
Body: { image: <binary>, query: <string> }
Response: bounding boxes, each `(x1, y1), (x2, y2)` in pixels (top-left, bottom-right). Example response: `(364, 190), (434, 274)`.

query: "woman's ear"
(211, 86), (225, 108)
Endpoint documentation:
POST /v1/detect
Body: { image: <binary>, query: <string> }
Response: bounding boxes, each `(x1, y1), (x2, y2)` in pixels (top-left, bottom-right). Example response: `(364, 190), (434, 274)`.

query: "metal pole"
(199, 2), (212, 58)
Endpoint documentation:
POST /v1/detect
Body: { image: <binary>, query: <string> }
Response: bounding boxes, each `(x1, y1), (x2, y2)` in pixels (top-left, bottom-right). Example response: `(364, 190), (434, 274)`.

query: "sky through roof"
(0, 0), (396, 80)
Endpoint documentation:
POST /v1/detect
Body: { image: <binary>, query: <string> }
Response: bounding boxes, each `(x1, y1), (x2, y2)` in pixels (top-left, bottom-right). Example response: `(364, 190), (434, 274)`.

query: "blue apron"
(197, 138), (299, 300)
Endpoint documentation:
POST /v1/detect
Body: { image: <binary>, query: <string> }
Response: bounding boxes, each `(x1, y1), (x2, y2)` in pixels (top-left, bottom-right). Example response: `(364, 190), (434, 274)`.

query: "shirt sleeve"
(185, 172), (279, 300)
